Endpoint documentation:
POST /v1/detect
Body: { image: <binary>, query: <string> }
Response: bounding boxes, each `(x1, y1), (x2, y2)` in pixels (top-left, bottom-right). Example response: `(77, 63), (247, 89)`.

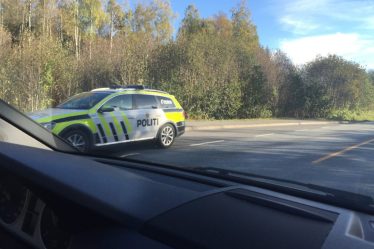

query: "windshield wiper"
(190, 167), (374, 214)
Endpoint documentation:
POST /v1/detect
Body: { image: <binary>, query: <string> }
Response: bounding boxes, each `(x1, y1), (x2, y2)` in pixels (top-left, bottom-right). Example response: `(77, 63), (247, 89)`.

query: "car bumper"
(176, 121), (185, 137)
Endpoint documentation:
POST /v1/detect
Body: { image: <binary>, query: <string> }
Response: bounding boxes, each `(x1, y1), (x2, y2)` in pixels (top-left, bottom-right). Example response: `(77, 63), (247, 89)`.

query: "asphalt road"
(102, 121), (374, 196)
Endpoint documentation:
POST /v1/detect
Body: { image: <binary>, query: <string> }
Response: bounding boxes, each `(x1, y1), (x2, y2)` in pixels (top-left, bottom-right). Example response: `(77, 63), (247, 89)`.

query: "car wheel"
(157, 124), (175, 148)
(61, 129), (91, 152)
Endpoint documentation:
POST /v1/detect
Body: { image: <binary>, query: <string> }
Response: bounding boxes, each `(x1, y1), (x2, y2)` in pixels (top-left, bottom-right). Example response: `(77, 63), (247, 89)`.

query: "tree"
(213, 12), (232, 37)
(231, 0), (258, 49)
(368, 70), (374, 84)
(105, 0), (124, 53)
(58, 0), (81, 59)
(178, 4), (201, 38)
(79, 0), (105, 60)
(1, 0), (25, 42)
(271, 50), (300, 116)
(132, 0), (173, 42)
(302, 55), (367, 110)
(0, 0), (3, 28)
(0, 21), (11, 45)
(151, 0), (173, 42)
(34, 0), (58, 37)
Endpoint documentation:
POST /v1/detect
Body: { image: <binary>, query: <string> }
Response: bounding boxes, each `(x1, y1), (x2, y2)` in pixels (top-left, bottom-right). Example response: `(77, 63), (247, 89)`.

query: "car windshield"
(56, 92), (110, 110)
(1, 0), (374, 211)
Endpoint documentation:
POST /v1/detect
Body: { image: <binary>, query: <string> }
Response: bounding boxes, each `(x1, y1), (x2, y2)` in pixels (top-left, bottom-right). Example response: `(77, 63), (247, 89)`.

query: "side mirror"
(98, 107), (115, 113)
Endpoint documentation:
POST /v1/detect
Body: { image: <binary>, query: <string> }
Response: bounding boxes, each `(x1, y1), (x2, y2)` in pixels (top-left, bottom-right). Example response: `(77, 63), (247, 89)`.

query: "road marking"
(295, 129), (308, 132)
(255, 133), (274, 137)
(312, 138), (374, 164)
(120, 153), (140, 158)
(190, 140), (225, 146)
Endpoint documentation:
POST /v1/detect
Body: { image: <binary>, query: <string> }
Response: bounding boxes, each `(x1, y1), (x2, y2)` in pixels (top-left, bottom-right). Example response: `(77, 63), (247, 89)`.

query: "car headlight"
(41, 122), (56, 131)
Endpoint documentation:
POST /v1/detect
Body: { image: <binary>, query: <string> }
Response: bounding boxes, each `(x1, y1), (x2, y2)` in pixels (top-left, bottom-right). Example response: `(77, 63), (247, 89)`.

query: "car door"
(133, 94), (163, 139)
(96, 94), (136, 143)
(90, 109), (115, 144)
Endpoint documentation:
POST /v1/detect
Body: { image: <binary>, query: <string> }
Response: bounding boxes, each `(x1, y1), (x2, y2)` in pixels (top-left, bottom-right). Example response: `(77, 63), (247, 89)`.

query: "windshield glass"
(57, 92), (110, 110)
(1, 0), (374, 210)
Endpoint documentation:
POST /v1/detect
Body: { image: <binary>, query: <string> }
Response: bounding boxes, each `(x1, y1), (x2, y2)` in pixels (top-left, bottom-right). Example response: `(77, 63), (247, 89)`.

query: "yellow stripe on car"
(165, 112), (184, 123)
(109, 112), (123, 135)
(53, 119), (95, 134)
(120, 111), (132, 133)
(98, 114), (112, 138)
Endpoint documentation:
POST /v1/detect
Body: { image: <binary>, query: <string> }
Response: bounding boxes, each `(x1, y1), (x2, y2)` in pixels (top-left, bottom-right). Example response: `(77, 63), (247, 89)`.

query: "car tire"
(61, 129), (92, 152)
(157, 124), (175, 149)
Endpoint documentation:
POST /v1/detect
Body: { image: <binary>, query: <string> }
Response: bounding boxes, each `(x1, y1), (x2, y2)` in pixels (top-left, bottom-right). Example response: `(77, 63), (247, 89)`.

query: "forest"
(0, 0), (373, 120)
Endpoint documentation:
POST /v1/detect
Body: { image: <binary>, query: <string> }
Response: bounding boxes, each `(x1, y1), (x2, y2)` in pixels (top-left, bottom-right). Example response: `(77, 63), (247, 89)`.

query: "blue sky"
(128, 0), (374, 69)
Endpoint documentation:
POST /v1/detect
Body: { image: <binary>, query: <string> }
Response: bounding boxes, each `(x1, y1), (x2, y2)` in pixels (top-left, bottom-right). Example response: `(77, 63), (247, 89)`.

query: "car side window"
(134, 94), (158, 109)
(103, 95), (133, 110)
(156, 96), (176, 108)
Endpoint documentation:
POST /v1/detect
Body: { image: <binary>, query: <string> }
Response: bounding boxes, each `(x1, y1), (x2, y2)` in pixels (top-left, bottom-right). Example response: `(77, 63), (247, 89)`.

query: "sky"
(130, 0), (374, 69)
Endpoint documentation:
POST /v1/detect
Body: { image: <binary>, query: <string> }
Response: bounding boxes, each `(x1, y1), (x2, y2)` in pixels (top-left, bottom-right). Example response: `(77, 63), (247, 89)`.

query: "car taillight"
(183, 111), (188, 119)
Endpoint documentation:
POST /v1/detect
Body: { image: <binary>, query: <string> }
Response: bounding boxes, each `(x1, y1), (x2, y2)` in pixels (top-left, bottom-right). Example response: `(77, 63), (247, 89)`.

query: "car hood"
(27, 108), (89, 122)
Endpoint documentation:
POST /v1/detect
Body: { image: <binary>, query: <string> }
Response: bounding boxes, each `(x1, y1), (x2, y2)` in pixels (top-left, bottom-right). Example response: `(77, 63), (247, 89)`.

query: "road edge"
(185, 120), (346, 131)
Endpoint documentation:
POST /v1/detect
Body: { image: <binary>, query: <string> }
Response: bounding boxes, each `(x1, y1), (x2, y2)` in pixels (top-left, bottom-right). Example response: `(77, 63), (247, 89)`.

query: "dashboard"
(1, 141), (374, 249)
(0, 176), (70, 249)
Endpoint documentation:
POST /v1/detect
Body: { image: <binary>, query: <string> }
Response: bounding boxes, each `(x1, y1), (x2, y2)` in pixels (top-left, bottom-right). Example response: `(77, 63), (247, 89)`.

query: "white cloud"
(280, 16), (319, 35)
(363, 17), (374, 30)
(283, 0), (329, 15)
(272, 0), (374, 68)
(280, 33), (374, 69)
(277, 0), (374, 35)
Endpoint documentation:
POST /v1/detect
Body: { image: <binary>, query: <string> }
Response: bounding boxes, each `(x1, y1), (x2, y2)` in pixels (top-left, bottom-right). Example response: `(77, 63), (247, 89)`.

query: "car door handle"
(127, 116), (135, 119)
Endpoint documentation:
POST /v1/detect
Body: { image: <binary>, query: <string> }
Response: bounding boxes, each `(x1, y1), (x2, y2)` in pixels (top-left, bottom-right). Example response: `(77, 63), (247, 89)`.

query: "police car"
(28, 85), (186, 151)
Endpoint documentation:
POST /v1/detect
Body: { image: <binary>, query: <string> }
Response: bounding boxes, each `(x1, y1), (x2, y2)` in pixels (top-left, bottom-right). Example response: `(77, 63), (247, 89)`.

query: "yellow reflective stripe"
(165, 112), (184, 123)
(109, 112), (122, 135)
(87, 119), (98, 133)
(170, 96), (182, 109)
(120, 111), (132, 133)
(118, 91), (171, 98)
(53, 119), (94, 134)
(98, 114), (112, 137)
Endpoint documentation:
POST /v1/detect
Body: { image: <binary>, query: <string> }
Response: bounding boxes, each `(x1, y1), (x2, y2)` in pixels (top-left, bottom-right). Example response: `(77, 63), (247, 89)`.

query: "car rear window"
(157, 96), (176, 108)
(134, 94), (158, 109)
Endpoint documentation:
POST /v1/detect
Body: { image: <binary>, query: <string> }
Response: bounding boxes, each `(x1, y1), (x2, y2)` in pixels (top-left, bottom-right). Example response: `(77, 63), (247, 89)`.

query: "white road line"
(190, 140), (225, 147)
(255, 133), (274, 137)
(120, 153), (140, 158)
(295, 129), (308, 132)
